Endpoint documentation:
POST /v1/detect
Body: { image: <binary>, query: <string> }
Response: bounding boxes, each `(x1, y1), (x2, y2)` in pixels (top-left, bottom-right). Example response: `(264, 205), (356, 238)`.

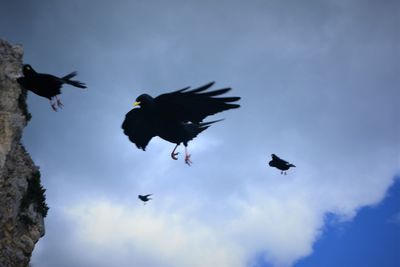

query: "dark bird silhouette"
(122, 81), (240, 165)
(17, 64), (86, 111)
(138, 194), (152, 205)
(269, 154), (296, 175)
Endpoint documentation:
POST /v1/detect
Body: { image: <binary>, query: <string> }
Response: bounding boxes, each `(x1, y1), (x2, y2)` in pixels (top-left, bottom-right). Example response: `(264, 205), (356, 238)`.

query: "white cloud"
(65, 200), (244, 267)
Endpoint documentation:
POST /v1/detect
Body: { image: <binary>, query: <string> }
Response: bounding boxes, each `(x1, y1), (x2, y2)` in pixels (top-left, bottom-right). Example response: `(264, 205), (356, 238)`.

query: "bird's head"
(22, 64), (35, 76)
(134, 94), (154, 109)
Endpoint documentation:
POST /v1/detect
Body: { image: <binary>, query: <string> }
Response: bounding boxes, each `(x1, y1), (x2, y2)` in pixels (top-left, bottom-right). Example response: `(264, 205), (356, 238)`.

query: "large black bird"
(269, 154), (296, 175)
(122, 82), (240, 165)
(138, 194), (152, 205)
(17, 64), (86, 111)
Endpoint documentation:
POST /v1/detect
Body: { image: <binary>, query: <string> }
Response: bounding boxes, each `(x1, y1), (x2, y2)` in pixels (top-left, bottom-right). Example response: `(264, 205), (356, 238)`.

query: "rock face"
(0, 39), (47, 267)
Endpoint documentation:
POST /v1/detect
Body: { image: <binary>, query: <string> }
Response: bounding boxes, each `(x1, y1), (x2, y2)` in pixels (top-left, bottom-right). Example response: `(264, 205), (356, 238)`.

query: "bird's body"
(17, 64), (86, 111)
(138, 194), (152, 204)
(269, 154), (296, 174)
(122, 82), (240, 165)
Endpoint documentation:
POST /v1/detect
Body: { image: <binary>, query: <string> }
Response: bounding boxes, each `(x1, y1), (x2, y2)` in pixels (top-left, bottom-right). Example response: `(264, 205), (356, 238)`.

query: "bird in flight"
(17, 64), (86, 111)
(268, 154), (296, 174)
(138, 194), (152, 205)
(122, 81), (240, 165)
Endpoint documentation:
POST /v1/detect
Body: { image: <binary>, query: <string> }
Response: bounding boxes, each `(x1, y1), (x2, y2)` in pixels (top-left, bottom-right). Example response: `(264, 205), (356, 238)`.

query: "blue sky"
(1, 1), (399, 267)
(252, 178), (400, 267)
(294, 178), (400, 267)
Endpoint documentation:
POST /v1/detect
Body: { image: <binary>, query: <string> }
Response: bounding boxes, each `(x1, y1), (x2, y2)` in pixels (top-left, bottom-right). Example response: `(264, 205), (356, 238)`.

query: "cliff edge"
(0, 39), (47, 267)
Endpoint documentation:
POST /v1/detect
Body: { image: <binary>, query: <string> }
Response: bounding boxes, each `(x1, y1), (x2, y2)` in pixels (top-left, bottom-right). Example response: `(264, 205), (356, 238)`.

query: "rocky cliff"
(0, 39), (47, 267)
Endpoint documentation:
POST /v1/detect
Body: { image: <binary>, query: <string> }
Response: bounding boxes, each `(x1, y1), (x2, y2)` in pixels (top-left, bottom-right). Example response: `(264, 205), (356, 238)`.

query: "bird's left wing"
(122, 108), (156, 151)
(272, 154), (289, 164)
(155, 82), (240, 123)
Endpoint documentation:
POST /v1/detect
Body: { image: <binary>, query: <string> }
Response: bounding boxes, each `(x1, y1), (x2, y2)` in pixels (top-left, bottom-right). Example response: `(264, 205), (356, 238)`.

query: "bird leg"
(184, 146), (192, 166)
(55, 95), (64, 108)
(49, 98), (57, 112)
(171, 144), (179, 160)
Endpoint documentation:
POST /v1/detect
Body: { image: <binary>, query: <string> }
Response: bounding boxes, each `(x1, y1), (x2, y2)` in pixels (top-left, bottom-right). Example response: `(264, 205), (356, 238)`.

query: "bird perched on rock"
(268, 154), (296, 174)
(122, 81), (240, 165)
(138, 194), (152, 204)
(17, 64), (86, 111)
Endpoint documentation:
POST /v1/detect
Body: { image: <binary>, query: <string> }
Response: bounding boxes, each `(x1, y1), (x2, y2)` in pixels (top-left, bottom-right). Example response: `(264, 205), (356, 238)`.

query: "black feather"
(122, 82), (240, 157)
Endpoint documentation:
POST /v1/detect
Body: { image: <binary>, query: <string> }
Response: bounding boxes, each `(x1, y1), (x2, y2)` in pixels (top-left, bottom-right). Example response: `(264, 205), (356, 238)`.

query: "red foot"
(185, 154), (192, 166)
(51, 103), (58, 112)
(57, 99), (64, 108)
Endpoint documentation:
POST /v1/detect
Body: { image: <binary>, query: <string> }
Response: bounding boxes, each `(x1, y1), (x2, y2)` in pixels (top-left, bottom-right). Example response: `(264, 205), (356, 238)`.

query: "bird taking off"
(138, 194), (152, 205)
(17, 64), (86, 111)
(269, 154), (296, 175)
(122, 81), (240, 165)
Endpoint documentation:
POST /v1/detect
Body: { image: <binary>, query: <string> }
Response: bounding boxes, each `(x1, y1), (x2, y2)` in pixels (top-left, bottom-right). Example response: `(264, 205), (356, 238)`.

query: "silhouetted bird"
(138, 194), (152, 204)
(17, 64), (86, 111)
(269, 154), (296, 175)
(122, 82), (240, 165)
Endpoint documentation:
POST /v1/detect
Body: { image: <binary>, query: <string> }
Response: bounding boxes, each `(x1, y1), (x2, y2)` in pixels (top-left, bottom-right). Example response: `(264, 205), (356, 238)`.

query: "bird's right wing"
(122, 108), (156, 151)
(155, 82), (240, 123)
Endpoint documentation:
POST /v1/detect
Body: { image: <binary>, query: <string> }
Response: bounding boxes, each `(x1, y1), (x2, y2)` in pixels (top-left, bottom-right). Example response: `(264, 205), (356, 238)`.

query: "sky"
(0, 0), (399, 266)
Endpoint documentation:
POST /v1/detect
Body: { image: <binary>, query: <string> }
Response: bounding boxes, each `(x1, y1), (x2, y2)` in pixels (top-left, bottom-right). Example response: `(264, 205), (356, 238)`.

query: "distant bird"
(138, 194), (152, 204)
(17, 64), (86, 111)
(268, 154), (296, 174)
(122, 81), (240, 165)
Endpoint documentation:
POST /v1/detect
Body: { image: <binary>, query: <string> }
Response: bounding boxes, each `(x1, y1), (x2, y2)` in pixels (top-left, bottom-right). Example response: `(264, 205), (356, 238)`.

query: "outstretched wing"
(155, 81), (240, 123)
(272, 154), (289, 164)
(122, 108), (156, 151)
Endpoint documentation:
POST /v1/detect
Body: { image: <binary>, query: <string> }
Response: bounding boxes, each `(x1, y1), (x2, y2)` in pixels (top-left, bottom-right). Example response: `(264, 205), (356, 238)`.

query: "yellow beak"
(133, 101), (141, 107)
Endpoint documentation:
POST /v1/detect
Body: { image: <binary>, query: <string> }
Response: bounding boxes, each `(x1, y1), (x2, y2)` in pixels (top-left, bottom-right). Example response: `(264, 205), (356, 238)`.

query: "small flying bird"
(122, 81), (240, 165)
(268, 154), (296, 175)
(17, 64), (86, 111)
(138, 194), (152, 205)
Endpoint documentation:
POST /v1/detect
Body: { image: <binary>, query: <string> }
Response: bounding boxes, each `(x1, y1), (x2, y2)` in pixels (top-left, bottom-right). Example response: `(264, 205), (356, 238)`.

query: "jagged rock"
(0, 39), (47, 267)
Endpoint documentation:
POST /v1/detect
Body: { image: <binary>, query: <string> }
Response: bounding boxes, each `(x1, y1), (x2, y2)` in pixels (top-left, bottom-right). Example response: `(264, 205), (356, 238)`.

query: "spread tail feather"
(61, 71), (87, 88)
(198, 119), (224, 128)
(184, 119), (224, 144)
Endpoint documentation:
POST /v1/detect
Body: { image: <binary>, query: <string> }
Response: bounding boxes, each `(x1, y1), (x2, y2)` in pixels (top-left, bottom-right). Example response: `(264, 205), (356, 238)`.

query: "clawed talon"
(184, 146), (192, 166)
(170, 144), (193, 165)
(171, 151), (179, 160)
(57, 99), (64, 108)
(185, 154), (192, 166)
(171, 144), (179, 160)
(51, 102), (58, 111)
(50, 98), (58, 111)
